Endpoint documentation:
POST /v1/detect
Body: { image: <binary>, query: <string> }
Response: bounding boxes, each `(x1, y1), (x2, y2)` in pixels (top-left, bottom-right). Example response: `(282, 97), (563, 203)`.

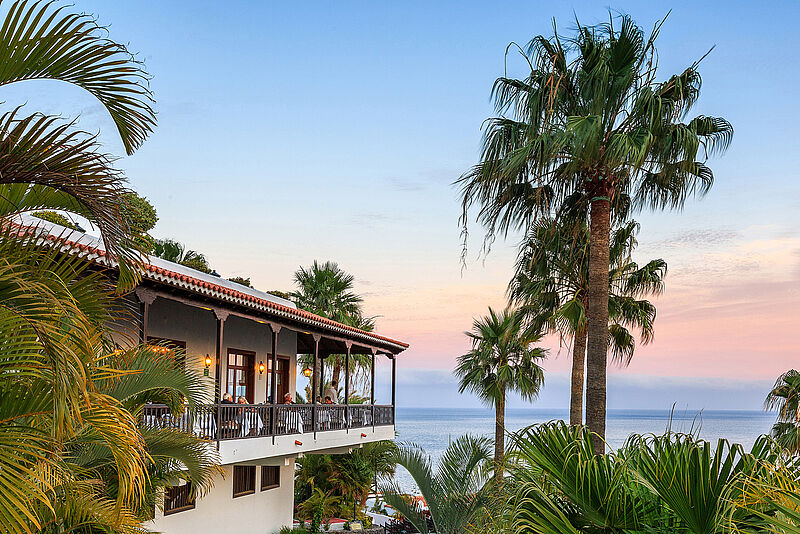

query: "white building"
(31, 219), (407, 534)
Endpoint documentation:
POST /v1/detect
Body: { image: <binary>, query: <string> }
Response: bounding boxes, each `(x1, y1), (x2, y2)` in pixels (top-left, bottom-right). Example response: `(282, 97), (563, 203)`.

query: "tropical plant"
(509, 218), (665, 425)
(152, 237), (213, 274)
(0, 0), (155, 287)
(509, 421), (795, 534)
(765, 369), (800, 454)
(31, 209), (82, 231)
(454, 307), (546, 479)
(121, 191), (159, 252)
(380, 435), (492, 534)
(292, 261), (375, 388)
(458, 13), (732, 450)
(229, 276), (252, 287)
(0, 225), (220, 533)
(295, 441), (398, 521)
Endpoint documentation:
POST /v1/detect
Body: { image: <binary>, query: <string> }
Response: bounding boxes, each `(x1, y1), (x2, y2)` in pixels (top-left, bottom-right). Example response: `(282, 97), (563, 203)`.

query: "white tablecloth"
(239, 410), (264, 437)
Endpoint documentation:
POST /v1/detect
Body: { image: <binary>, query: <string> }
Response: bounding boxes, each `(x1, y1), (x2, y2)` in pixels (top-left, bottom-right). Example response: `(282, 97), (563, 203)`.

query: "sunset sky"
(17, 1), (800, 410)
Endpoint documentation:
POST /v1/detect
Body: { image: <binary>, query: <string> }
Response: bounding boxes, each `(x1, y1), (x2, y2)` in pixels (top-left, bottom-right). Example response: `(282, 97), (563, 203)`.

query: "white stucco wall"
(147, 461), (295, 534)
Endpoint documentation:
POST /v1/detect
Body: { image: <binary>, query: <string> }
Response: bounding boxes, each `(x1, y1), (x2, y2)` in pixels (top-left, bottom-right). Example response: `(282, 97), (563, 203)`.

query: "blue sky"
(15, 1), (800, 410)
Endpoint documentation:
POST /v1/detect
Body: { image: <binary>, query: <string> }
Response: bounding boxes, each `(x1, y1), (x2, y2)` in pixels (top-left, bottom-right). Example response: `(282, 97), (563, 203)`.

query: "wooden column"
(344, 343), (352, 405)
(214, 309), (229, 402)
(344, 342), (351, 431)
(391, 354), (396, 407)
(134, 288), (157, 343)
(370, 351), (376, 405)
(319, 353), (325, 400)
(270, 325), (280, 403)
(370, 350), (376, 430)
(312, 335), (320, 435)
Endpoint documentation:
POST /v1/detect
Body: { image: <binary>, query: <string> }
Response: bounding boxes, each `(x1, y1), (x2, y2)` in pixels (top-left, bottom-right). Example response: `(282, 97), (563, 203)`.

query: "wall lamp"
(259, 361), (265, 374)
(302, 367), (312, 378)
(204, 354), (213, 368)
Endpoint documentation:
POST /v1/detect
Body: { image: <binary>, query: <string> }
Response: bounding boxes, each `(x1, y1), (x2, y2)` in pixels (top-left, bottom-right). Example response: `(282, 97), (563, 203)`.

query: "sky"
(13, 0), (800, 411)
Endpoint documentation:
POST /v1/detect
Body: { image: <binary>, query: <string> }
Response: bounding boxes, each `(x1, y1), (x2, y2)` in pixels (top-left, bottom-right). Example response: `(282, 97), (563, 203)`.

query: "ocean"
(391, 407), (776, 493)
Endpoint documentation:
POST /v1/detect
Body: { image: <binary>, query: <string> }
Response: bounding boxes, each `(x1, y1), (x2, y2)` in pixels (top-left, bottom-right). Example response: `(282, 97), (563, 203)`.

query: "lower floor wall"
(147, 461), (295, 534)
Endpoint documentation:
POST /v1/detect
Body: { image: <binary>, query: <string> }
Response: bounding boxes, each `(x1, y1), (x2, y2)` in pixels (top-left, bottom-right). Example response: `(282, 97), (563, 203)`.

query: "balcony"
(142, 403), (395, 442)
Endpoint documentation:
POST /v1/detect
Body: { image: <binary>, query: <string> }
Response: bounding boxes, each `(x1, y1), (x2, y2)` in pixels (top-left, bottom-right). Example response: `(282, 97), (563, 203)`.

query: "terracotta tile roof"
(15, 217), (409, 353)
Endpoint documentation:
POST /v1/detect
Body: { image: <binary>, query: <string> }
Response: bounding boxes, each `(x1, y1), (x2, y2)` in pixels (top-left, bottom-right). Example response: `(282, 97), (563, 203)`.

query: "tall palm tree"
(292, 260), (373, 387)
(454, 308), (545, 480)
(380, 435), (492, 534)
(765, 370), (800, 454)
(509, 219), (665, 426)
(458, 14), (731, 450)
(0, 1), (155, 286)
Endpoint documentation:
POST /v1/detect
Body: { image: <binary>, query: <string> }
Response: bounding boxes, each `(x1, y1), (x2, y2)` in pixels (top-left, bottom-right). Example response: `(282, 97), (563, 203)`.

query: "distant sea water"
(391, 407), (775, 493)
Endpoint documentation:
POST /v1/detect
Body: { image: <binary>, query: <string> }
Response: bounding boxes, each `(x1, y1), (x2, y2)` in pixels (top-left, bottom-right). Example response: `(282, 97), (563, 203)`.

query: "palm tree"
(152, 237), (213, 273)
(380, 435), (492, 534)
(765, 370), (800, 454)
(509, 219), (666, 426)
(0, 1), (155, 286)
(458, 14), (731, 450)
(0, 227), (219, 532)
(454, 308), (545, 481)
(292, 261), (374, 387)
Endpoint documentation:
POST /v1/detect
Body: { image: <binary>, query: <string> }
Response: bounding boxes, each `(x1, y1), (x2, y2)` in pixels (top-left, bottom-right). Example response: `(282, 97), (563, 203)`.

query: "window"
(233, 465), (256, 497)
(261, 466), (280, 491)
(164, 483), (195, 515)
(227, 349), (255, 403)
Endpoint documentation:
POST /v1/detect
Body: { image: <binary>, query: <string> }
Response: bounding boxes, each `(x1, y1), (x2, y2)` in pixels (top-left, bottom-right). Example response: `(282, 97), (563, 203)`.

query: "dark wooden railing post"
(344, 342), (351, 431)
(371, 349), (376, 430)
(134, 288), (156, 344)
(312, 335), (320, 437)
(213, 309), (228, 446)
(270, 325), (280, 437)
(391, 354), (396, 417)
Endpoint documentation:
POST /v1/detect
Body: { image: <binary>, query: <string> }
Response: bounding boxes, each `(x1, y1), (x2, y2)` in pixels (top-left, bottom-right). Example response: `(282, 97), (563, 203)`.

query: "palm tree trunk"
(332, 364), (341, 389)
(570, 326), (587, 426)
(586, 194), (611, 454)
(494, 387), (505, 483)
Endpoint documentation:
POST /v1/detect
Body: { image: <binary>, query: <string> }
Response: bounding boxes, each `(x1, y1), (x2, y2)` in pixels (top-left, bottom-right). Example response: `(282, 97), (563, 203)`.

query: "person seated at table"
(283, 393), (293, 404)
(324, 396), (333, 404)
(218, 393), (237, 437)
(237, 396), (248, 404)
(325, 380), (339, 404)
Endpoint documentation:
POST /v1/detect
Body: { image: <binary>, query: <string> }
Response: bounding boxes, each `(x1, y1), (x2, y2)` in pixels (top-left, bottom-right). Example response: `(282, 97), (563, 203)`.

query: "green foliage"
(458, 11), (732, 445)
(31, 210), (80, 231)
(121, 191), (158, 252)
(0, 0), (157, 288)
(152, 238), (213, 274)
(293, 261), (377, 389)
(268, 289), (292, 300)
(511, 219), (665, 365)
(0, 227), (220, 533)
(499, 422), (799, 534)
(295, 441), (398, 522)
(229, 276), (252, 287)
(380, 435), (493, 534)
(765, 370), (800, 454)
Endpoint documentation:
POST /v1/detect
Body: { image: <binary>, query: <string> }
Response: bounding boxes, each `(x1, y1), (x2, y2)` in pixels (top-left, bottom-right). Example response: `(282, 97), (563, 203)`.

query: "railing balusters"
(140, 402), (395, 441)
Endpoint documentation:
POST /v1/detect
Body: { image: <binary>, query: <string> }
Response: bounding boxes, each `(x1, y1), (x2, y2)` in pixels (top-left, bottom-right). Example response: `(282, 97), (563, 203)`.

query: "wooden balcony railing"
(141, 403), (395, 441)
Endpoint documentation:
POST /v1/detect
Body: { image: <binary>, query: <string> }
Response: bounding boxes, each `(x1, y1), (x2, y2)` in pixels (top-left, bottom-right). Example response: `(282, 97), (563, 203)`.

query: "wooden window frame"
(261, 465), (280, 491)
(164, 482), (195, 515)
(226, 348), (256, 404)
(233, 465), (256, 498)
